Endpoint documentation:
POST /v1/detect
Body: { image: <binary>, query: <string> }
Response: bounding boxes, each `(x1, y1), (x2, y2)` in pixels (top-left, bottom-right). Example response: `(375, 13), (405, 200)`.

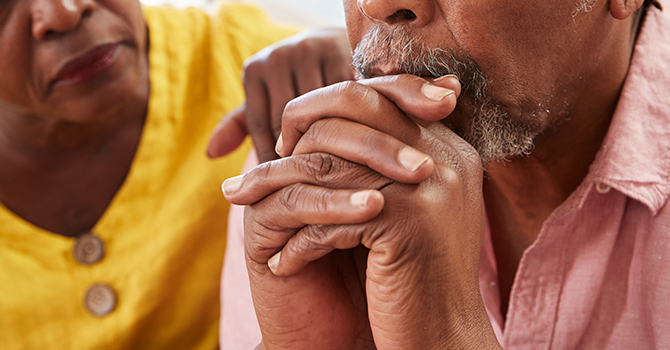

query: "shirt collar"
(586, 5), (670, 215)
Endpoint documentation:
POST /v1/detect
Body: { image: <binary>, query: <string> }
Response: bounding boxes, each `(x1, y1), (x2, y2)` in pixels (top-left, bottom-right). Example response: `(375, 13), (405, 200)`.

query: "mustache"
(352, 25), (489, 103)
(351, 25), (538, 164)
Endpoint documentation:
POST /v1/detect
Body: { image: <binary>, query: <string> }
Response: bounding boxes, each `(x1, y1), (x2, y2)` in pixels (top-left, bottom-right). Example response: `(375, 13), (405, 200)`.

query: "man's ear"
(609, 0), (645, 19)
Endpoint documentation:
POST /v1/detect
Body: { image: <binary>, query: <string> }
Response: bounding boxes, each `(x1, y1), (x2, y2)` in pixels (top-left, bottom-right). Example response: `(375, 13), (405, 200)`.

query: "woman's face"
(0, 0), (147, 123)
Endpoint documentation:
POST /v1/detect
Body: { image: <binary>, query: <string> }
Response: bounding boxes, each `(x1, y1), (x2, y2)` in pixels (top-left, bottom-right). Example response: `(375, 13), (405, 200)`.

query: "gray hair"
(352, 25), (536, 164)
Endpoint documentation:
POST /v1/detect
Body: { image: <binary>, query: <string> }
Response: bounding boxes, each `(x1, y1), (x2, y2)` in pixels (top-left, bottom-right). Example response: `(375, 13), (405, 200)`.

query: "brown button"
(84, 284), (117, 317)
(73, 233), (104, 265)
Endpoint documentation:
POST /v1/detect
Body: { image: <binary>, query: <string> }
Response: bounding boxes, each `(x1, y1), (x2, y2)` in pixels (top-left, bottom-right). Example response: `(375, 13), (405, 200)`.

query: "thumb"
(359, 74), (461, 122)
(207, 104), (249, 158)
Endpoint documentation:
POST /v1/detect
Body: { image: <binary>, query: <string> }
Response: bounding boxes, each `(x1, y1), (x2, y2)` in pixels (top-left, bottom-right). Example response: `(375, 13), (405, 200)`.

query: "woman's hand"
(207, 28), (353, 163)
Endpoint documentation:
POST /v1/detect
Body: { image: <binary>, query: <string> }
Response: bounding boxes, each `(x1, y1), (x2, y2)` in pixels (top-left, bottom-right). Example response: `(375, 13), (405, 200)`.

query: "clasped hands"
(221, 74), (501, 349)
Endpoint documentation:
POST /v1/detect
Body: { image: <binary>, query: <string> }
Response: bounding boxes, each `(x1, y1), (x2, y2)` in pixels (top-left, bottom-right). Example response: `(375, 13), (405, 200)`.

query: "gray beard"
(352, 25), (536, 165)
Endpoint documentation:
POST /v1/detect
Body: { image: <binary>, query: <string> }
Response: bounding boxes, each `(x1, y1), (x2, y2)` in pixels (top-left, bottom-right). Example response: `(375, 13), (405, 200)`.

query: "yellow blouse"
(0, 5), (295, 349)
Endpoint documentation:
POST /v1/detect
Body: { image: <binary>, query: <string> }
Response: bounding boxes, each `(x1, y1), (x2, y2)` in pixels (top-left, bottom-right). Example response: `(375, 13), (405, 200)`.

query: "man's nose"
(357, 0), (435, 27)
(31, 0), (95, 40)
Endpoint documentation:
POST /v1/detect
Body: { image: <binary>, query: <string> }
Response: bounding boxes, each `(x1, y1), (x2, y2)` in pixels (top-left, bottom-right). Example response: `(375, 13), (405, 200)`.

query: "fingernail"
(350, 190), (373, 208)
(222, 175), (243, 196)
(275, 133), (284, 157)
(268, 251), (281, 274)
(422, 83), (454, 101)
(433, 74), (459, 84)
(398, 147), (430, 172)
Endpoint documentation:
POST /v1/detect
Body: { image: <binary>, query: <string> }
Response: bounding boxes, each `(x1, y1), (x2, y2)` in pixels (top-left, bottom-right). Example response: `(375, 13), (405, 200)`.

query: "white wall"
(139, 0), (346, 28)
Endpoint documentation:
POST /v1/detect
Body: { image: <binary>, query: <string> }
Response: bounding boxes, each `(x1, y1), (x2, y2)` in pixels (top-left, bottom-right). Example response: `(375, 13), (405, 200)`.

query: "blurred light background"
(139, 0), (346, 27)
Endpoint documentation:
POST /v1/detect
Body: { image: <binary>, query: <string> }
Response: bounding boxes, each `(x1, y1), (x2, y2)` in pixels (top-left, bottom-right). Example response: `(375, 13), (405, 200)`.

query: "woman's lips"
(53, 43), (121, 87)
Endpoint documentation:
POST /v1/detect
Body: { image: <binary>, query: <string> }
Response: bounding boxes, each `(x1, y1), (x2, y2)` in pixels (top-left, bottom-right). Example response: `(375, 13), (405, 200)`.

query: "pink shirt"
(221, 152), (263, 349)
(480, 4), (670, 348)
(220, 4), (670, 349)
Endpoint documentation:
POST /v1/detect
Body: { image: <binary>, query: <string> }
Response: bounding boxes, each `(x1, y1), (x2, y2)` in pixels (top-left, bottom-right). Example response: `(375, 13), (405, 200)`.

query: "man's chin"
(448, 102), (537, 165)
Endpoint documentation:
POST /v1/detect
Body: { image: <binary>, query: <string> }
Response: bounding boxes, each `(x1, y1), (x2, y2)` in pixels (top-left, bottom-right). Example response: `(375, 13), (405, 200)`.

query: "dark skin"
(0, 93), (147, 237)
(218, 0), (648, 347)
(484, 87), (618, 315)
(225, 75), (500, 349)
(207, 27), (354, 163)
(482, 2), (640, 311)
(0, 0), (149, 237)
(0, 0), (350, 237)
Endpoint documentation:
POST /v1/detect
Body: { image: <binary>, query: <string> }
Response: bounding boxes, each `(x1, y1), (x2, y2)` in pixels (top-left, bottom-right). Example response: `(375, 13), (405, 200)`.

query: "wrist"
(442, 288), (501, 350)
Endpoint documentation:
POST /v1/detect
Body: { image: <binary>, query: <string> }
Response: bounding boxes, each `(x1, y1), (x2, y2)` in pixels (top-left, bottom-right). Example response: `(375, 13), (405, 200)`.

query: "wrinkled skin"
(224, 76), (501, 349)
(222, 0), (646, 347)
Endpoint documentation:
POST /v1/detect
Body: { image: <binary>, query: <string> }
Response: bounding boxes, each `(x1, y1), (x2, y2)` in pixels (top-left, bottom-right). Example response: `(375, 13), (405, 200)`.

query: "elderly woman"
(0, 0), (350, 348)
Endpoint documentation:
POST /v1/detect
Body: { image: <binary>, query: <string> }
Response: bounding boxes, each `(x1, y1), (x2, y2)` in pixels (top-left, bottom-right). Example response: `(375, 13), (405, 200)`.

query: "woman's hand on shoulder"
(207, 27), (353, 162)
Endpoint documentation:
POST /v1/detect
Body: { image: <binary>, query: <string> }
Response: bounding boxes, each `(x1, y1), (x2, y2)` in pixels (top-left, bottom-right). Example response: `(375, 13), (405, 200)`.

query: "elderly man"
(219, 0), (670, 348)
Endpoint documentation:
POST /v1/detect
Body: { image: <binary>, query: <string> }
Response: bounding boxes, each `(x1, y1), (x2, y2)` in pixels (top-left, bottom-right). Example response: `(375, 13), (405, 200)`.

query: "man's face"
(344, 0), (620, 162)
(0, 0), (146, 123)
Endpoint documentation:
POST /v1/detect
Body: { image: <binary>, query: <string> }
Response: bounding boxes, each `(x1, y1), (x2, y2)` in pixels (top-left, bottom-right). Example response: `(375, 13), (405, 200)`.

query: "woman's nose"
(31, 0), (95, 40)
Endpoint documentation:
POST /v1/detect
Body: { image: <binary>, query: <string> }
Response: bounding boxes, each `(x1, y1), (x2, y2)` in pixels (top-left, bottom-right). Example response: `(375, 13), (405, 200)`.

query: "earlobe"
(609, 0), (645, 19)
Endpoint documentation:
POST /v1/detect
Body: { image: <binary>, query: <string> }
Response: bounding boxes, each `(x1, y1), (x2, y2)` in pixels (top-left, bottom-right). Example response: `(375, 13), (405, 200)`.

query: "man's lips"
(52, 43), (121, 87)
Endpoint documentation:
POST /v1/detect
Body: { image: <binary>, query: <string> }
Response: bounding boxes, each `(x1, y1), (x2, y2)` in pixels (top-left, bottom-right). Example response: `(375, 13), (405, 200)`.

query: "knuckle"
(302, 152), (337, 182)
(281, 97), (302, 128)
(432, 160), (482, 203)
(267, 46), (290, 65)
(278, 183), (305, 210)
(297, 152), (366, 186)
(282, 99), (296, 118)
(298, 125), (319, 147)
(446, 143), (483, 179)
(282, 227), (335, 269)
(304, 224), (331, 247)
(284, 235), (310, 257)
(294, 39), (317, 58)
(247, 160), (275, 184)
(321, 39), (340, 56)
(460, 146), (484, 175)
(335, 80), (372, 104)
(314, 189), (333, 214)
(244, 235), (267, 261)
(242, 57), (263, 77)
(436, 161), (463, 188)
(300, 119), (336, 147)
(243, 208), (280, 260)
(241, 56), (255, 71)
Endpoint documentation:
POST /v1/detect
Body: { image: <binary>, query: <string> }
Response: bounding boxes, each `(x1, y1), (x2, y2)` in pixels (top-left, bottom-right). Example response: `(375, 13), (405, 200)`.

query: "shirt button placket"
(73, 233), (105, 265)
(73, 232), (117, 317)
(85, 284), (117, 317)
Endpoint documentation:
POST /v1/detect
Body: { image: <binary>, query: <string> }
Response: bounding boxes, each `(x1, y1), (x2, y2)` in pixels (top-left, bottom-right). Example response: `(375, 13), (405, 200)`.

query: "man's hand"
(223, 75), (501, 349)
(207, 28), (353, 163)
